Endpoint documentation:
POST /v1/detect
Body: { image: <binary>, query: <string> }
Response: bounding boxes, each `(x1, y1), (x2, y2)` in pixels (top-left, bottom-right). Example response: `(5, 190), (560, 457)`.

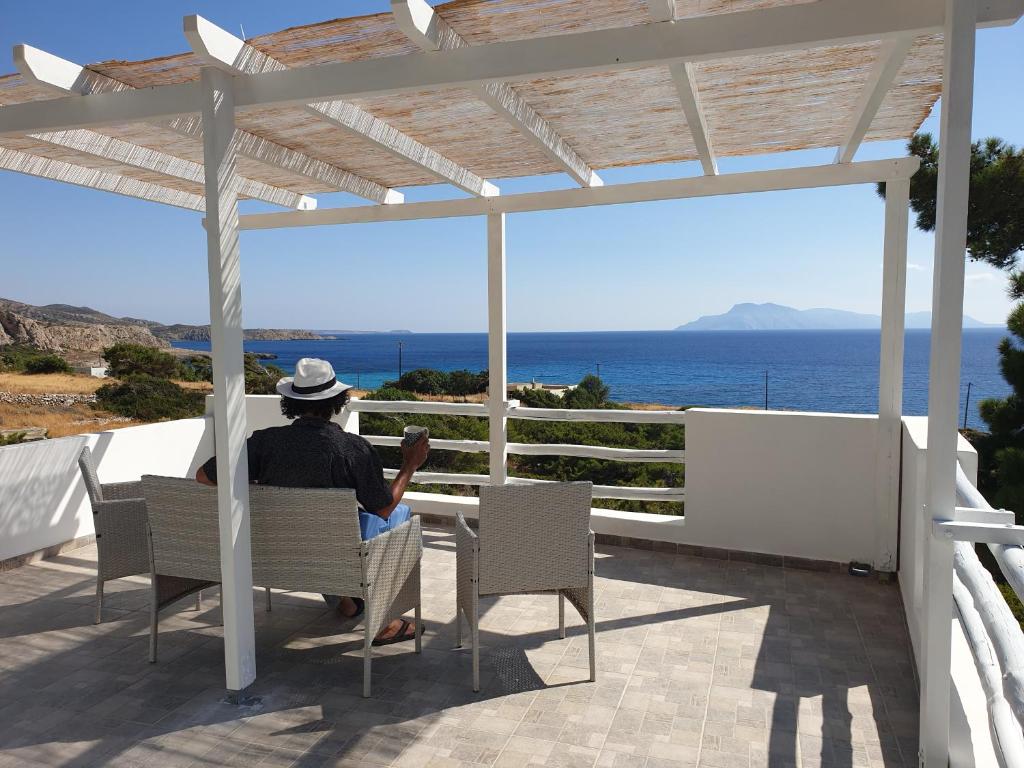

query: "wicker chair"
(455, 481), (595, 691)
(79, 447), (152, 624)
(140, 475), (423, 697)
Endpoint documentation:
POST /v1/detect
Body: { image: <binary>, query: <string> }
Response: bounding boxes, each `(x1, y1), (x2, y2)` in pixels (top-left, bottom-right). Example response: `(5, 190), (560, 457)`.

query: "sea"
(173, 328), (1011, 430)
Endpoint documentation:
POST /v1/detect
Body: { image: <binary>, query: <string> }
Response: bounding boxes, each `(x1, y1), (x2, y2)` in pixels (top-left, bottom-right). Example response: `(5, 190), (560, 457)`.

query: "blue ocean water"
(173, 328), (1010, 429)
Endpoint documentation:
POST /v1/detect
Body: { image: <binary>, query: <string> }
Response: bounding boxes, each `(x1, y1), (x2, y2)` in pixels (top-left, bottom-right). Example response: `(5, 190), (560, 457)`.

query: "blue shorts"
(322, 504), (412, 609)
(359, 503), (412, 540)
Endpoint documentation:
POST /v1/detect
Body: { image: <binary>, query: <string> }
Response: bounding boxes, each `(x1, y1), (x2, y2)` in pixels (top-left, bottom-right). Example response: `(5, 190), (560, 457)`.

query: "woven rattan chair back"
(141, 475), (222, 583)
(78, 446), (103, 503)
(477, 482), (592, 595)
(249, 484), (362, 595)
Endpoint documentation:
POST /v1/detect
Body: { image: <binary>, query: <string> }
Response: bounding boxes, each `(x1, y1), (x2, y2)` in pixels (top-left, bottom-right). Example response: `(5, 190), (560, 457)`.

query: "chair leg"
(95, 579), (104, 625)
(558, 592), (566, 639)
(265, 587), (272, 612)
(195, 591), (202, 611)
(363, 627), (373, 698)
(149, 602), (158, 663)
(587, 588), (596, 683)
(455, 607), (463, 648)
(415, 603), (422, 654)
(471, 597), (480, 693)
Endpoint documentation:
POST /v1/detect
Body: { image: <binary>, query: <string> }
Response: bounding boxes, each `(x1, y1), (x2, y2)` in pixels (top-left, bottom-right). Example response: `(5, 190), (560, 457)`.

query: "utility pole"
(596, 362), (601, 379)
(963, 381), (972, 430)
(764, 370), (769, 410)
(398, 341), (404, 379)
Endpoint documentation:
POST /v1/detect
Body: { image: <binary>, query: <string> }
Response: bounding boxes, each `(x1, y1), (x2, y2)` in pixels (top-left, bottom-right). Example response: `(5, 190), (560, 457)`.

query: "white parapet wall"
(683, 408), (884, 564)
(0, 419), (212, 563)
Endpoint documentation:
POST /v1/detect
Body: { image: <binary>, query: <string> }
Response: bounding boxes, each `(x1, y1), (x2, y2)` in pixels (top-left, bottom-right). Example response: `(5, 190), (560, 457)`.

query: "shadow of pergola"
(0, 536), (915, 768)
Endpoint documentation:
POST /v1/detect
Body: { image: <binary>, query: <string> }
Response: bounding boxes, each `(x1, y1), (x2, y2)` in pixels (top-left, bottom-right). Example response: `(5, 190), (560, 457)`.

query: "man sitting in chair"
(196, 357), (429, 646)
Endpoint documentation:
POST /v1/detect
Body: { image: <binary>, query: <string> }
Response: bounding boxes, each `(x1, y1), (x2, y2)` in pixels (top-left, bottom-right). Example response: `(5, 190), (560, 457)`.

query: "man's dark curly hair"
(280, 390), (351, 421)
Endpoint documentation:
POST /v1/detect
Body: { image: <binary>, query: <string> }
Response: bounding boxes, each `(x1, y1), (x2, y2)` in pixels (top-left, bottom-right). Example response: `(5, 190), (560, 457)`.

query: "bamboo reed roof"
(0, 0), (945, 205)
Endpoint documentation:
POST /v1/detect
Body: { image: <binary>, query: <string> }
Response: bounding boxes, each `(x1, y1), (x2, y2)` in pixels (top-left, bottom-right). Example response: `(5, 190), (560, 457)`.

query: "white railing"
(953, 464), (1024, 764)
(347, 398), (686, 503)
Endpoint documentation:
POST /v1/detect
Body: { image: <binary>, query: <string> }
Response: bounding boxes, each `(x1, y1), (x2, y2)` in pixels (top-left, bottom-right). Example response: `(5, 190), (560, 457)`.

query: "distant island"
(676, 302), (1001, 332)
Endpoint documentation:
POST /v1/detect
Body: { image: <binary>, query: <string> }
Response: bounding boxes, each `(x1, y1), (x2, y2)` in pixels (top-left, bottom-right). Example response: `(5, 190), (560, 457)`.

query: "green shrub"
(0, 345), (71, 374)
(95, 374), (204, 421)
(103, 343), (178, 379)
(0, 432), (27, 447)
(244, 354), (284, 395)
(177, 355), (213, 382)
(384, 368), (488, 397)
(366, 387), (421, 402)
(22, 353), (71, 374)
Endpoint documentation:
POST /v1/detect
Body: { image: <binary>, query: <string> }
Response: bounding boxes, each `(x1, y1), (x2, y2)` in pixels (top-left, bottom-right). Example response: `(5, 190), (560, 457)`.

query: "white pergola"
(2, 1), (1022, 764)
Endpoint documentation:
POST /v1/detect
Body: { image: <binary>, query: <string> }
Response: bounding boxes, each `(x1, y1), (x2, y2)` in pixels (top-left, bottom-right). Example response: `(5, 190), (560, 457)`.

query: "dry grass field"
(0, 402), (138, 439)
(0, 372), (104, 395)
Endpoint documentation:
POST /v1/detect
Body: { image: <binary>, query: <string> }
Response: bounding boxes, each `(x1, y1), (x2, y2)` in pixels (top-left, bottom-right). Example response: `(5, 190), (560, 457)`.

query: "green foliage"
(103, 343), (178, 379)
(879, 133), (1024, 269)
(511, 386), (562, 408)
(0, 345), (71, 374)
(244, 354), (284, 395)
(385, 368), (488, 397)
(999, 583), (1024, 630)
(176, 355), (213, 382)
(22, 353), (71, 375)
(563, 374), (612, 409)
(95, 374), (205, 421)
(367, 386), (421, 402)
(0, 432), (27, 446)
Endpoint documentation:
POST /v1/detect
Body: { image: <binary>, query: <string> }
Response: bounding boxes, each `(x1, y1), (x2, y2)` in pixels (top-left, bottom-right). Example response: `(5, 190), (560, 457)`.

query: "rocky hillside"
(0, 298), (331, 355)
(0, 304), (166, 354)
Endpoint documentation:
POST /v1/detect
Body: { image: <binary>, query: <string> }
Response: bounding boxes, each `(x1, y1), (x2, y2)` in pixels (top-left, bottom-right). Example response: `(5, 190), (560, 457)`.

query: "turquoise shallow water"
(173, 328), (1009, 429)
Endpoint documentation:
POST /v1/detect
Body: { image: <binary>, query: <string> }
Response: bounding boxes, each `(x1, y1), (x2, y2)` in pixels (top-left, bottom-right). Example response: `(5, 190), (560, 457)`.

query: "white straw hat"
(276, 358), (352, 401)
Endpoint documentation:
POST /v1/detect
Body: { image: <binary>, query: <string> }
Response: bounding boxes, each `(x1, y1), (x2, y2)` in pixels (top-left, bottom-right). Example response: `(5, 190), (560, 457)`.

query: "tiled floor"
(0, 528), (918, 767)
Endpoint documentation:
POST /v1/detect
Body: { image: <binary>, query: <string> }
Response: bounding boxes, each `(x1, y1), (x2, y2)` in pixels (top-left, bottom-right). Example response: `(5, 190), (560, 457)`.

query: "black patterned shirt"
(200, 417), (394, 512)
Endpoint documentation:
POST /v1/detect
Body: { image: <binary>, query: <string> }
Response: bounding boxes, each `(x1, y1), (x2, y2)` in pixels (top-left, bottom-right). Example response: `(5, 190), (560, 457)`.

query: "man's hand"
(400, 434), (430, 471)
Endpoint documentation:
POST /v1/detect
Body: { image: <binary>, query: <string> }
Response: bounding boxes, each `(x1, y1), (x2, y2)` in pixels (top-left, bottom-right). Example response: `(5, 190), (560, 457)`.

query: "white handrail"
(953, 463), (1024, 736)
(361, 398), (685, 502)
(508, 405), (687, 424)
(951, 572), (1024, 767)
(347, 399), (488, 417)
(364, 436), (490, 453)
(957, 463), (1024, 599)
(507, 443), (683, 462)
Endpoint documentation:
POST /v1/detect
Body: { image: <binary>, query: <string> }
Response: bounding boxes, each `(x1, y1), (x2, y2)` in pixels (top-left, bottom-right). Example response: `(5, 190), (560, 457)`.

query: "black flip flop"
(371, 619), (421, 647)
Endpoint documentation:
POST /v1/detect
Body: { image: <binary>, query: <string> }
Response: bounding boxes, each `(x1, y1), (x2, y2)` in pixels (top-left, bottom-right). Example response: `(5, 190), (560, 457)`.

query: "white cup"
(402, 425), (429, 447)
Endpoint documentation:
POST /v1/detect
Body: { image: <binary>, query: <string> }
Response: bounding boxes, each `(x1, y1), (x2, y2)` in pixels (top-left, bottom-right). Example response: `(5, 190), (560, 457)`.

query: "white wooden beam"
(5, 1), (1021, 137)
(13, 44), (397, 205)
(237, 157), (920, 230)
(184, 15), (497, 198)
(669, 62), (718, 175)
(0, 145), (205, 210)
(28, 128), (313, 209)
(921, 0), (977, 763)
(646, 0), (676, 23)
(834, 35), (915, 164)
(199, 65), (257, 695)
(875, 176), (910, 572)
(391, 0), (600, 188)
(225, 0), (1023, 110)
(487, 213), (508, 485)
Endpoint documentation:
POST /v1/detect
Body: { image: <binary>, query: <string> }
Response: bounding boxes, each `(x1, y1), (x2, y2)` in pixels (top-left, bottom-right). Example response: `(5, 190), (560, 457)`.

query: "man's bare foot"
(372, 618), (418, 646)
(337, 597), (362, 618)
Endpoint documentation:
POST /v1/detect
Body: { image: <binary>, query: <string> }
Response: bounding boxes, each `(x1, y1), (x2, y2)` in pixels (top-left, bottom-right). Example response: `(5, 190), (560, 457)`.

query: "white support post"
(487, 213), (508, 485)
(200, 66), (257, 695)
(920, 1), (977, 765)
(875, 177), (910, 572)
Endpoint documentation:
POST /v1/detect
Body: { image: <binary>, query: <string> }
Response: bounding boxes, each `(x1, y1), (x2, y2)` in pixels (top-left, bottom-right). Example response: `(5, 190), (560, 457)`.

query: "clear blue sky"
(1, 3), (1022, 332)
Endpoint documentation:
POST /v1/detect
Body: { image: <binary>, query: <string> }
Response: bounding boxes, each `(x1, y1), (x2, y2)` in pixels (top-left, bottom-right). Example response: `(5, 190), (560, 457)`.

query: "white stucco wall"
(0, 419), (212, 562)
(682, 408), (882, 564)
